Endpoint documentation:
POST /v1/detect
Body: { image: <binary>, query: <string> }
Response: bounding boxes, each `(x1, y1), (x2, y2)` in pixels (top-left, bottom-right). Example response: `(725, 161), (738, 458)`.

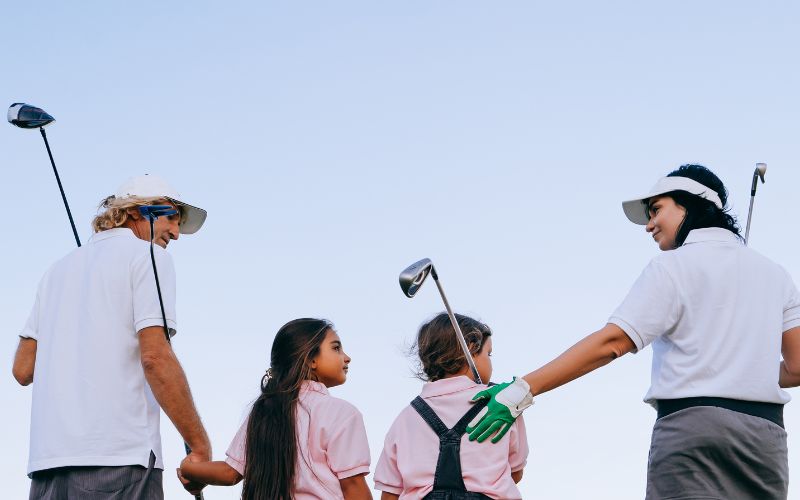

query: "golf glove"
(466, 377), (534, 443)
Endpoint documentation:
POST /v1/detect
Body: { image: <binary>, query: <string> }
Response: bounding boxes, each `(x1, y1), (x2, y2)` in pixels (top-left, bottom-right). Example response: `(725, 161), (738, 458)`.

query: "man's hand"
(177, 453), (207, 496)
(466, 377), (533, 443)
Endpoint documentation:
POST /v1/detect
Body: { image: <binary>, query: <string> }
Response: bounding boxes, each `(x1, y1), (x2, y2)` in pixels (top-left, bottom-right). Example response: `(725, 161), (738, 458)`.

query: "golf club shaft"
(148, 220), (204, 500)
(744, 195), (755, 245)
(39, 128), (81, 247)
(431, 278), (484, 385)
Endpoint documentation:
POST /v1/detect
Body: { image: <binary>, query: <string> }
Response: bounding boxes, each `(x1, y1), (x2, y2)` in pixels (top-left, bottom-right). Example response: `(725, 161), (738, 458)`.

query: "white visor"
(115, 174), (207, 234)
(622, 176), (723, 225)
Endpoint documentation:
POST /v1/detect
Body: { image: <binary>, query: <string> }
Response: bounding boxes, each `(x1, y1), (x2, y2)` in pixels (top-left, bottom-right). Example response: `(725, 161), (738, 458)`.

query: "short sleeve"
(131, 248), (177, 335)
(19, 290), (41, 340)
(782, 270), (800, 333)
(224, 417), (249, 476)
(608, 259), (681, 352)
(325, 408), (371, 480)
(373, 427), (403, 494)
(508, 414), (529, 473)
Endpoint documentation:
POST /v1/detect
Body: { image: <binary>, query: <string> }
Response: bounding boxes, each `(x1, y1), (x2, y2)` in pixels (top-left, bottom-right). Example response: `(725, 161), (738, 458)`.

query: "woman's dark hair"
(659, 164), (741, 247)
(412, 312), (491, 382)
(241, 318), (332, 500)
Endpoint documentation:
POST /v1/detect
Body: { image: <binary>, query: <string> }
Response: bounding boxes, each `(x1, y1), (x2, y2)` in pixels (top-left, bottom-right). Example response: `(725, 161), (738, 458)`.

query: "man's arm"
(12, 337), (37, 386)
(139, 326), (210, 459)
(780, 327), (800, 388)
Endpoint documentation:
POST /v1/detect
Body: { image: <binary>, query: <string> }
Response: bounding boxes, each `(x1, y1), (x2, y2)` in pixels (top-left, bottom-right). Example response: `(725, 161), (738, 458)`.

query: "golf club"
(744, 163), (767, 245)
(399, 258), (483, 384)
(139, 205), (204, 500)
(7, 103), (81, 247)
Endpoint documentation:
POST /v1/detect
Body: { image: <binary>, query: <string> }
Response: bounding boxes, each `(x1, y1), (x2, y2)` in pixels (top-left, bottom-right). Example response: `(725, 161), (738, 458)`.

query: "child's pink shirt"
(225, 380), (371, 499)
(374, 376), (528, 500)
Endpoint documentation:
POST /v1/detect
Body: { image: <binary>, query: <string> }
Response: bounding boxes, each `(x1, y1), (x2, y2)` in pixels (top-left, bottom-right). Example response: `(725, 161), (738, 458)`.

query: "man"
(12, 174), (210, 499)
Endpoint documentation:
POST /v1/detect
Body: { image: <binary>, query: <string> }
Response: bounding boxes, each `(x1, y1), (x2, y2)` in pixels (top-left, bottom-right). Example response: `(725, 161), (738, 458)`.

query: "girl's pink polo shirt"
(225, 380), (371, 499)
(375, 376), (528, 499)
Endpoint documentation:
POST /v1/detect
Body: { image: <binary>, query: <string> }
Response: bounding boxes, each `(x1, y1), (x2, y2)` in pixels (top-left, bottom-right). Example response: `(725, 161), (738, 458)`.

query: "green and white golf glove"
(466, 377), (534, 443)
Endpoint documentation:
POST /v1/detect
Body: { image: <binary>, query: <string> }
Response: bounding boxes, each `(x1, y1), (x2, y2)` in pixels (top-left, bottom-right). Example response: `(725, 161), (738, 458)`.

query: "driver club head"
(399, 258), (434, 298)
(139, 205), (178, 220)
(7, 103), (55, 129)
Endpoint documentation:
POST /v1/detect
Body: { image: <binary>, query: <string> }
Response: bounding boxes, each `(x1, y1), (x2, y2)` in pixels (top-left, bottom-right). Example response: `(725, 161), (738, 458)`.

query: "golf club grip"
(184, 443), (204, 500)
(432, 278), (484, 385)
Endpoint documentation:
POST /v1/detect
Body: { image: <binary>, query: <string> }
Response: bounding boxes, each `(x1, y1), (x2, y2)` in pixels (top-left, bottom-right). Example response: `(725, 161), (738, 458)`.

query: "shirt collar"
(682, 227), (741, 246)
(420, 375), (481, 398)
(301, 380), (329, 395)
(89, 227), (137, 243)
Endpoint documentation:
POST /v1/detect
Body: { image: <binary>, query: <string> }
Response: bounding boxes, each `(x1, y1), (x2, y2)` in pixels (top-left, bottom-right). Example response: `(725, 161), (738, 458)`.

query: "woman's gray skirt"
(646, 406), (788, 500)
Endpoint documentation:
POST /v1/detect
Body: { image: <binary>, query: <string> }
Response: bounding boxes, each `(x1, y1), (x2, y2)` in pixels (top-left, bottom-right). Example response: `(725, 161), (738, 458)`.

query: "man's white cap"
(115, 174), (207, 234)
(622, 176), (723, 225)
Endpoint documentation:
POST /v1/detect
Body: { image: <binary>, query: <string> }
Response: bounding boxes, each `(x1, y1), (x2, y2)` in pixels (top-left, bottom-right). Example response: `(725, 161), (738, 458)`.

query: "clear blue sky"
(3, 2), (799, 498)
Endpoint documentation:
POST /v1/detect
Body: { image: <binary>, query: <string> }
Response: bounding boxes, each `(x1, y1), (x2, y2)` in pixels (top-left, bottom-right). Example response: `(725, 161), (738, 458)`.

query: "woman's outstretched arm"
(523, 323), (636, 396)
(468, 323), (636, 442)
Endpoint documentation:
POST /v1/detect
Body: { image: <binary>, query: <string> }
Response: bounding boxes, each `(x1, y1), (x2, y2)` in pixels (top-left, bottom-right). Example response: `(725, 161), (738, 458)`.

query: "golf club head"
(7, 103), (55, 129)
(756, 163), (767, 183)
(751, 163), (767, 194)
(139, 205), (178, 220)
(399, 258), (434, 298)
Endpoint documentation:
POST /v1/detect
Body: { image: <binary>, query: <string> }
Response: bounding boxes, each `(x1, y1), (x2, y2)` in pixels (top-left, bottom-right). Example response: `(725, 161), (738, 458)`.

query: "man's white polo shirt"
(609, 227), (800, 406)
(20, 228), (177, 474)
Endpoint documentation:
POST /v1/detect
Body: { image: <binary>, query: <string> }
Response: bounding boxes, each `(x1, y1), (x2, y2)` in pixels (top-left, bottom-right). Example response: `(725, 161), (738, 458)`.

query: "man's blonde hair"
(91, 195), (170, 233)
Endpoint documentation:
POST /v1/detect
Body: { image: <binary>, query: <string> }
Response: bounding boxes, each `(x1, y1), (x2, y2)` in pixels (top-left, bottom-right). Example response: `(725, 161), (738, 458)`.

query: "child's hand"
(177, 454), (207, 496)
(467, 377), (534, 443)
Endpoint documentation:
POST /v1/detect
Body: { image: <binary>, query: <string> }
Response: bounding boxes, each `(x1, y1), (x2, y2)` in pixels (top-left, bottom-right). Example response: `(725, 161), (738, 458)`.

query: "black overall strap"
(411, 396), (490, 498)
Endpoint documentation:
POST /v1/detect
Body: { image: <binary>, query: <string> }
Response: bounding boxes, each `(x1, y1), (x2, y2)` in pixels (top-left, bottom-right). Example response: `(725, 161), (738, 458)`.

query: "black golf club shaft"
(148, 218), (204, 500)
(39, 128), (81, 247)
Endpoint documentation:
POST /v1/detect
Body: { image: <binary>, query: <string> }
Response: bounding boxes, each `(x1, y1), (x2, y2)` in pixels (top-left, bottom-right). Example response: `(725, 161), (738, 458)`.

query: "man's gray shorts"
(29, 451), (163, 500)
(646, 406), (788, 500)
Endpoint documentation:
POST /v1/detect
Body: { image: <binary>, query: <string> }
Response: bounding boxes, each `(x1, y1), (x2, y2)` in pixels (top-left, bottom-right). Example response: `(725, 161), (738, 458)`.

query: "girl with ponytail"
(178, 318), (372, 499)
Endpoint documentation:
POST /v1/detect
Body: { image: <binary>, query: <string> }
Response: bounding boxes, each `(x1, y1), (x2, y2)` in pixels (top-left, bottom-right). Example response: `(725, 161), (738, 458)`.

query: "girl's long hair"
(241, 318), (332, 500)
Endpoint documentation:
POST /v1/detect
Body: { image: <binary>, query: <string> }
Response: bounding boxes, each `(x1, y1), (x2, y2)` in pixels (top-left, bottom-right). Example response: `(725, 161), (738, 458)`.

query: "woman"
(468, 164), (800, 499)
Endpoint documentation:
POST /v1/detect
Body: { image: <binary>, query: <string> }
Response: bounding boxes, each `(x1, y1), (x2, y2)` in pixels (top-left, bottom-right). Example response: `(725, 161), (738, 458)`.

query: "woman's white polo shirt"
(609, 227), (800, 405)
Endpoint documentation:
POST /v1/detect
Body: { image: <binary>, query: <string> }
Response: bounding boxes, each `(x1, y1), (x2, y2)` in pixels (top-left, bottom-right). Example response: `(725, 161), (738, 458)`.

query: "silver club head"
(399, 258), (434, 298)
(7, 103), (55, 129)
(756, 163), (767, 183)
(751, 163), (767, 195)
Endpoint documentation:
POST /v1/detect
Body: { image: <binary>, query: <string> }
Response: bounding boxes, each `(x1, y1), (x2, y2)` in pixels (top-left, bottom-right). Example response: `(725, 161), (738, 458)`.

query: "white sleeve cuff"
(608, 317), (644, 352)
(134, 317), (178, 335)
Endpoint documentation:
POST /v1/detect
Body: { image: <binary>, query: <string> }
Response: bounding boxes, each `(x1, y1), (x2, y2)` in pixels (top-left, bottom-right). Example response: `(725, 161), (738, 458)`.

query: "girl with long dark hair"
(466, 164), (800, 499)
(178, 318), (372, 499)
